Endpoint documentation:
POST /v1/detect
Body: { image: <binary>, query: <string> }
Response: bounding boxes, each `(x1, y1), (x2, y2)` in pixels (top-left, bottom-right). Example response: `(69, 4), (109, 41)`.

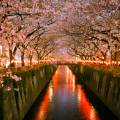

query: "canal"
(24, 65), (118, 120)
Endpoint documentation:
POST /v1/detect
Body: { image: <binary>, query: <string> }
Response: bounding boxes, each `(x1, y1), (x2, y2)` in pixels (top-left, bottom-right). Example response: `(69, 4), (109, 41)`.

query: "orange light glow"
(33, 66), (102, 120)
(76, 85), (100, 120)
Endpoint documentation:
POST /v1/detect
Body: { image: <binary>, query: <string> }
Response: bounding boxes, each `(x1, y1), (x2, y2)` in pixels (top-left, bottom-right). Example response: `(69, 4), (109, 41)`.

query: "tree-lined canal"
(24, 66), (117, 120)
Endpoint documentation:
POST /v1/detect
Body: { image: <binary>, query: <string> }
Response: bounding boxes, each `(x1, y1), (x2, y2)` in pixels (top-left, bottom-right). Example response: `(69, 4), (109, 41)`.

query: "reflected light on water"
(34, 91), (49, 120)
(49, 82), (53, 102)
(90, 108), (97, 120)
(76, 85), (100, 120)
(66, 66), (75, 92)
(72, 74), (75, 92)
(33, 66), (101, 120)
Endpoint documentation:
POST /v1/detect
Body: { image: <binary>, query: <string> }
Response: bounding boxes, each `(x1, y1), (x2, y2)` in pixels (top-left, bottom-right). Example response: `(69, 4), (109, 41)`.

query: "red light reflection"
(34, 90), (49, 120)
(76, 85), (100, 120)
(33, 66), (101, 120)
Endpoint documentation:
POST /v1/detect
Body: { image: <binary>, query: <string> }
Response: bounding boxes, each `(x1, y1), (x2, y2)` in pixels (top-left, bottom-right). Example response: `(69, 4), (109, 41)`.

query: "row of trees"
(60, 0), (120, 64)
(0, 0), (120, 66)
(0, 0), (62, 67)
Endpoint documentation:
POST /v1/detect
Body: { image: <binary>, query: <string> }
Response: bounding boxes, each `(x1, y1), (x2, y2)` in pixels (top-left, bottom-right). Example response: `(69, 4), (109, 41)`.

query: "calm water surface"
(24, 65), (117, 120)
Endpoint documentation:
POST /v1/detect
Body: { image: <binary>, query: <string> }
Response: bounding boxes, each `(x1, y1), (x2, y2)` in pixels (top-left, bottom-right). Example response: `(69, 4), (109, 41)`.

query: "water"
(24, 66), (118, 120)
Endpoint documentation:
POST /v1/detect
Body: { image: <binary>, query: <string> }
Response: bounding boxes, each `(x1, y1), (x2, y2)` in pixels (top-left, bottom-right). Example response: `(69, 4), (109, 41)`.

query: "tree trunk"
(21, 51), (25, 66)
(9, 49), (12, 64)
(37, 54), (40, 64)
(29, 55), (33, 65)
(9, 48), (15, 67)
(115, 52), (119, 66)
(102, 57), (105, 64)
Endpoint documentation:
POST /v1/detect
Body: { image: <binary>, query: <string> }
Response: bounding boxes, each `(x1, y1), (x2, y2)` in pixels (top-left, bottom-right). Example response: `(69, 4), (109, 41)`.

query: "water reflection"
(76, 85), (100, 120)
(33, 66), (101, 120)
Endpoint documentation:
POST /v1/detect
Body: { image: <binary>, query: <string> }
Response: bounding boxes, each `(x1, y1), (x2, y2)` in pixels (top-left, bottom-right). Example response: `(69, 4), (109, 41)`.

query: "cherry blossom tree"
(0, 0), (60, 66)
(61, 0), (120, 64)
(0, 0), (120, 67)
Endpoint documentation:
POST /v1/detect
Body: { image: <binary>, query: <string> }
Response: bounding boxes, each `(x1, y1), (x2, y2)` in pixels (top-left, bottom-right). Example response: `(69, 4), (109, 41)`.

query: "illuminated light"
(77, 85), (100, 120)
(5, 61), (10, 68)
(32, 59), (38, 64)
(52, 67), (59, 91)
(6, 86), (12, 91)
(49, 83), (53, 102)
(0, 45), (2, 55)
(72, 75), (75, 92)
(90, 108), (96, 120)
(66, 66), (69, 83)
(104, 61), (111, 66)
(77, 93), (81, 103)
(34, 90), (49, 120)
(76, 86), (82, 103)
(55, 70), (58, 74)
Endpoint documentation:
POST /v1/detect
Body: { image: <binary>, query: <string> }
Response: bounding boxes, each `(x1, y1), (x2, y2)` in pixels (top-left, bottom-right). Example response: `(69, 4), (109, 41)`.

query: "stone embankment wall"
(0, 64), (57, 120)
(69, 64), (120, 120)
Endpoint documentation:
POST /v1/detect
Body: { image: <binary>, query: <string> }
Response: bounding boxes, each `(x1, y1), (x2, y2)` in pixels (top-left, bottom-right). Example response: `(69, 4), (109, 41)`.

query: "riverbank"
(69, 64), (120, 120)
(0, 64), (57, 120)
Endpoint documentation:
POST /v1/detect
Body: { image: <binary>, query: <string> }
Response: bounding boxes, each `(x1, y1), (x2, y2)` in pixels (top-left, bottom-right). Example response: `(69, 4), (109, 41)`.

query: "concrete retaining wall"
(69, 64), (120, 120)
(0, 64), (57, 120)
